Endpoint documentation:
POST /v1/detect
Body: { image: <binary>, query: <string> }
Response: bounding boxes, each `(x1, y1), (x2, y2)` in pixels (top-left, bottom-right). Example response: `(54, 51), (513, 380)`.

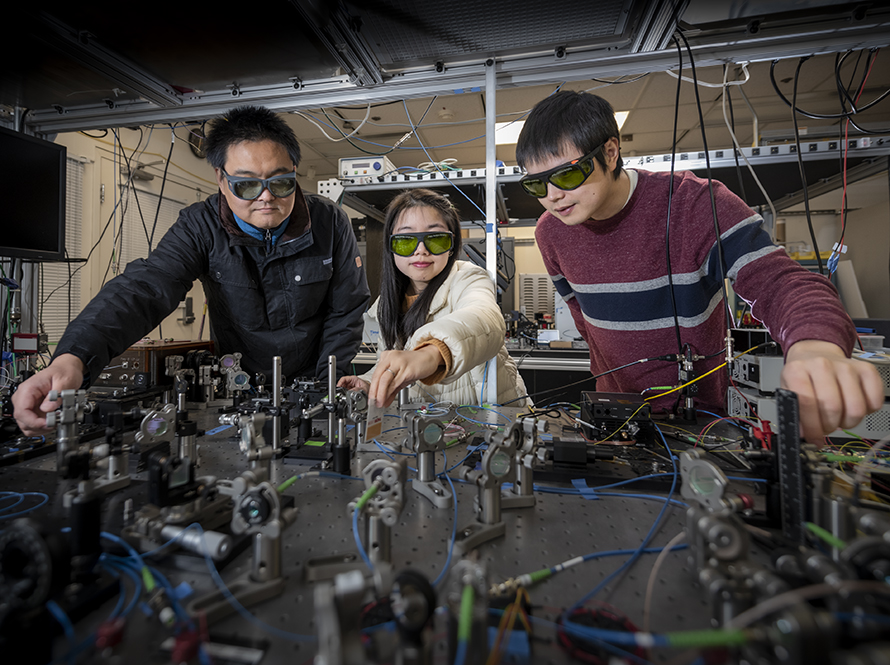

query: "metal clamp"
(404, 413), (452, 509)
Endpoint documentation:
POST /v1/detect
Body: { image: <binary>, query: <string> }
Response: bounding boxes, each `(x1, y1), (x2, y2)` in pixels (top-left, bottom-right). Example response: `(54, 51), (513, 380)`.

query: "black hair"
(204, 105), (302, 169)
(378, 189), (463, 350)
(515, 91), (623, 180)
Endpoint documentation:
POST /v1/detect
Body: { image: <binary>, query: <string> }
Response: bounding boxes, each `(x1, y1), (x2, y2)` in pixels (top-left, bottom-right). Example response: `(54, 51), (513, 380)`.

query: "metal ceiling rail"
(290, 0), (384, 87)
(23, 14), (890, 135)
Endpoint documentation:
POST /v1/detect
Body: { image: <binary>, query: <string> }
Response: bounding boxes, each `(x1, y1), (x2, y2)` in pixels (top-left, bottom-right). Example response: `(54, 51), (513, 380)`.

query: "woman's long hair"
(378, 189), (463, 350)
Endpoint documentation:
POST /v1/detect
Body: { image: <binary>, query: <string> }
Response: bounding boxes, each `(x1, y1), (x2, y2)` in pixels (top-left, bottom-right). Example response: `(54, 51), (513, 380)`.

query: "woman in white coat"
(338, 188), (527, 408)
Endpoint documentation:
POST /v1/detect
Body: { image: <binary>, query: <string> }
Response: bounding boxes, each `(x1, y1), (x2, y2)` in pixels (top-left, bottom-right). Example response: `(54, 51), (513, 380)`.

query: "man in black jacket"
(14, 105), (370, 435)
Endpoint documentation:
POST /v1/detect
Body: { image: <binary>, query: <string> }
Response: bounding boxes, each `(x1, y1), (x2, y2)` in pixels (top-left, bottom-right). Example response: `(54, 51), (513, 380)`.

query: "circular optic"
(422, 423), (443, 444)
(689, 466), (717, 496)
(490, 451), (511, 477)
(146, 417), (167, 436)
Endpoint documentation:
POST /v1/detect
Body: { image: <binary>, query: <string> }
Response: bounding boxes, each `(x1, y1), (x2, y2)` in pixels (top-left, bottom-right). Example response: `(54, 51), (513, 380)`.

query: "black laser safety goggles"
(518, 143), (604, 198)
(221, 170), (298, 200)
(389, 232), (454, 257)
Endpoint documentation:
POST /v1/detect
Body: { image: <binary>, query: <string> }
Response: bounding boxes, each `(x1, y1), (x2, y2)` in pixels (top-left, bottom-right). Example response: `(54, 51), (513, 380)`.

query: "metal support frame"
(404, 413), (452, 510)
(23, 10), (890, 134)
(187, 479), (298, 625)
(125, 402), (234, 559)
(681, 449), (788, 627)
(453, 423), (520, 554)
(47, 388), (92, 476)
(500, 416), (549, 510)
(314, 570), (367, 665)
(349, 457), (408, 568)
(484, 59), (499, 405)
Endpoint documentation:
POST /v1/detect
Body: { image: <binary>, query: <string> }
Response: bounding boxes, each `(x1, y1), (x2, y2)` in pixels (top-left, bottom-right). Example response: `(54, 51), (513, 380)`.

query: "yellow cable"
(644, 344), (763, 401)
(486, 588), (531, 665)
(580, 402), (648, 444)
(656, 422), (700, 438)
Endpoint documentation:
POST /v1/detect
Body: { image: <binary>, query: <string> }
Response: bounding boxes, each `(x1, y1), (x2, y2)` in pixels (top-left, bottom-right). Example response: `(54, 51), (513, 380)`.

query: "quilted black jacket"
(55, 188), (370, 383)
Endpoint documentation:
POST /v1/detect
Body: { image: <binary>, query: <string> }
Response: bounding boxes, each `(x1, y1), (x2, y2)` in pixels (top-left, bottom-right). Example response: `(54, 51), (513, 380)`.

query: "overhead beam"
(340, 192), (385, 222)
(773, 156), (889, 211)
(37, 13), (183, 109)
(24, 11), (890, 134)
(289, 1), (383, 87)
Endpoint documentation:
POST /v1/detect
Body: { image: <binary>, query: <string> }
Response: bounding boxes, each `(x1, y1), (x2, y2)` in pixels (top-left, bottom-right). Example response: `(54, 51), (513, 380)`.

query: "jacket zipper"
(264, 228), (273, 254)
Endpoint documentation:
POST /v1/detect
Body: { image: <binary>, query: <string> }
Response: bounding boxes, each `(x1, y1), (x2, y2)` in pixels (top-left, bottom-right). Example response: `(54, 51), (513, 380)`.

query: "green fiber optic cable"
(821, 453), (864, 463)
(805, 521), (848, 550)
(278, 475), (301, 493)
(141, 567), (156, 592)
(354, 482), (380, 512)
(458, 584), (474, 642)
(277, 471), (323, 493)
(529, 568), (551, 584)
(666, 628), (749, 648)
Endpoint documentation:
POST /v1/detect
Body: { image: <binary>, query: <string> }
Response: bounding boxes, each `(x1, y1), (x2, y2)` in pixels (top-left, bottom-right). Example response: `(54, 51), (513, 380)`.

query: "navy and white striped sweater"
(535, 169), (855, 413)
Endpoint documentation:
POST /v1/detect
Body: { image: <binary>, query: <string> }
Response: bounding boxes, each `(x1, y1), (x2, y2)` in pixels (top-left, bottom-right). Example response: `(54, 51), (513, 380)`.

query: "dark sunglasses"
(519, 143), (604, 198)
(390, 232), (454, 257)
(221, 169), (297, 200)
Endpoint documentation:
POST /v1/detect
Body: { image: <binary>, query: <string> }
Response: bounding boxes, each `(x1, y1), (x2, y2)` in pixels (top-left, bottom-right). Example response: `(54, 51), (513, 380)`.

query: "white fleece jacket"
(361, 261), (528, 406)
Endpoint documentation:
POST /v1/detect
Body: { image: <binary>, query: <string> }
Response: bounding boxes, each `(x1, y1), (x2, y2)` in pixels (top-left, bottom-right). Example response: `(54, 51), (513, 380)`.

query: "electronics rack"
(91, 339), (214, 389)
(320, 136), (890, 223)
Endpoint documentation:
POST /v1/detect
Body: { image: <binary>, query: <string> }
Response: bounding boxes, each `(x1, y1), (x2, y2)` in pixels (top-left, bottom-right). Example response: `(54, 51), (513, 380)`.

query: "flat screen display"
(0, 125), (66, 261)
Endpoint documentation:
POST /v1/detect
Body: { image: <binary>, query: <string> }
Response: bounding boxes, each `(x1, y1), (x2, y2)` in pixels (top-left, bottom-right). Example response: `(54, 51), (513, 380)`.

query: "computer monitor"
(0, 125), (66, 261)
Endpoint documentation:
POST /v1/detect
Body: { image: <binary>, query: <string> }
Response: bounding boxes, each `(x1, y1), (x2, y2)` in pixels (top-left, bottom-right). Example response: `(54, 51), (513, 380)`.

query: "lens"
(423, 233), (453, 255)
(268, 177), (297, 197)
(233, 180), (263, 200)
(520, 178), (548, 198)
(147, 417), (167, 436)
(390, 235), (419, 256)
(225, 172), (297, 200)
(423, 423), (443, 444)
(550, 165), (588, 190)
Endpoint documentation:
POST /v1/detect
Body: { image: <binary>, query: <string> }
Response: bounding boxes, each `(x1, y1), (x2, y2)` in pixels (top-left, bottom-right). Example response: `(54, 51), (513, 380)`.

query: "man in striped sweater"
(515, 91), (882, 442)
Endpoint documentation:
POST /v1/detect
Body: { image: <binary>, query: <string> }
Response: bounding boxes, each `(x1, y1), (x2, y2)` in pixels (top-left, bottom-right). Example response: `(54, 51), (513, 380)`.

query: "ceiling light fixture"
(495, 112), (628, 145)
(495, 121), (524, 145)
(614, 111), (629, 131)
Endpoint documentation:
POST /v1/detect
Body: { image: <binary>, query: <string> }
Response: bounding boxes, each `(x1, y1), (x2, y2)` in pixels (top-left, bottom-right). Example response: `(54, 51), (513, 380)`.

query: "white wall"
(777, 176), (890, 319)
(779, 213), (841, 257)
(844, 197), (890, 318)
(53, 128), (218, 345)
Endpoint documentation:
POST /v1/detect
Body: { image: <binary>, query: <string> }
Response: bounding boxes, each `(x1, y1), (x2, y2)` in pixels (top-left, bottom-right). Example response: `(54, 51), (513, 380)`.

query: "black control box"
(579, 391), (652, 443)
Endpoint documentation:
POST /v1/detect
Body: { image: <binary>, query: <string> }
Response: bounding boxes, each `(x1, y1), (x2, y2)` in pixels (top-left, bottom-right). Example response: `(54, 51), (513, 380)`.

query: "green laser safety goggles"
(221, 170), (298, 200)
(518, 143), (604, 198)
(389, 232), (454, 257)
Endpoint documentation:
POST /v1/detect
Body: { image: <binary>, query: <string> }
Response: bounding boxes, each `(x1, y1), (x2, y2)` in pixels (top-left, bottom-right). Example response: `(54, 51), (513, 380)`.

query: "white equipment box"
(339, 156), (396, 181)
(728, 385), (890, 441)
(730, 352), (785, 394)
